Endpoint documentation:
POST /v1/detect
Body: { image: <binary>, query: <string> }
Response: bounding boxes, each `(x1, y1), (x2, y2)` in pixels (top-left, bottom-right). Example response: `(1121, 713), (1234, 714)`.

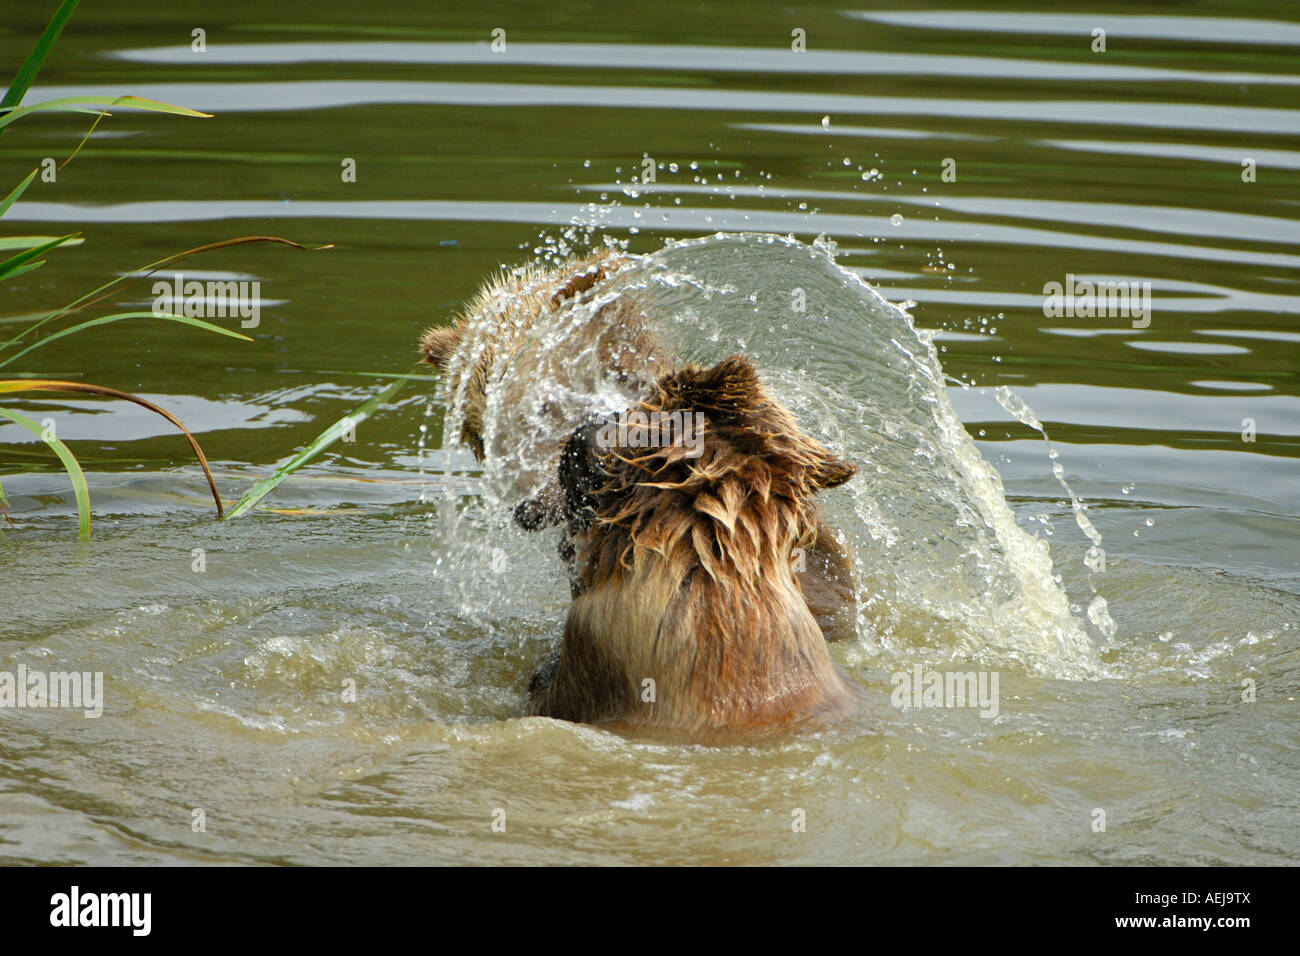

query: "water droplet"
(820, 115), (830, 129)
(890, 213), (904, 226)
(1087, 595), (1117, 640)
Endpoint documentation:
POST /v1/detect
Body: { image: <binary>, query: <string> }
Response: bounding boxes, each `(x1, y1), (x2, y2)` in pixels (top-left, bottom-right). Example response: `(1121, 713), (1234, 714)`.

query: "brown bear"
(420, 248), (862, 736)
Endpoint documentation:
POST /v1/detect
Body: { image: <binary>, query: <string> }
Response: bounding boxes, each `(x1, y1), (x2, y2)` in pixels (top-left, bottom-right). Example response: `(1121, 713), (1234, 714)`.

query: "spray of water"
(427, 233), (1102, 678)
(993, 386), (1116, 643)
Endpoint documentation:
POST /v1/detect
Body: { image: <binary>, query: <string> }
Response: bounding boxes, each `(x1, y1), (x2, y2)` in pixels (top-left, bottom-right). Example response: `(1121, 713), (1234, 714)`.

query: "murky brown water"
(1, 1), (1296, 864)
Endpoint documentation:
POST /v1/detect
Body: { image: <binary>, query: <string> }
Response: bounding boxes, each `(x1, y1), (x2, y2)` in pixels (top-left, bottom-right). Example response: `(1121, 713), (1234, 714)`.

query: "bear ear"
(419, 322), (464, 369)
(661, 354), (762, 418)
(806, 449), (857, 491)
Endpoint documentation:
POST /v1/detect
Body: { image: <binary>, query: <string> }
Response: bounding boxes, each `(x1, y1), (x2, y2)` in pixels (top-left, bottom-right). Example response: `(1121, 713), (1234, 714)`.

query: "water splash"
(993, 384), (1115, 647)
(994, 386), (1103, 551)
(431, 233), (1101, 678)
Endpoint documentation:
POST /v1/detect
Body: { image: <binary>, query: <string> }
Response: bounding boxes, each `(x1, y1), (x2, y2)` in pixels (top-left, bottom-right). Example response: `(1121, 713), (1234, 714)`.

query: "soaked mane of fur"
(537, 355), (859, 733)
(589, 356), (853, 586)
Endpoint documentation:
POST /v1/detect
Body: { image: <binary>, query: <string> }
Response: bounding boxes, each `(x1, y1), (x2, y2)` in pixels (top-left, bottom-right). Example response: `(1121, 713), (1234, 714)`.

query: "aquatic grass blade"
(0, 0), (79, 116)
(0, 169), (38, 219)
(0, 234), (77, 281)
(0, 95), (211, 133)
(225, 377), (409, 520)
(0, 236), (84, 250)
(0, 260), (46, 281)
(0, 310), (252, 368)
(0, 378), (225, 517)
(0, 404), (90, 537)
(0, 235), (330, 353)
